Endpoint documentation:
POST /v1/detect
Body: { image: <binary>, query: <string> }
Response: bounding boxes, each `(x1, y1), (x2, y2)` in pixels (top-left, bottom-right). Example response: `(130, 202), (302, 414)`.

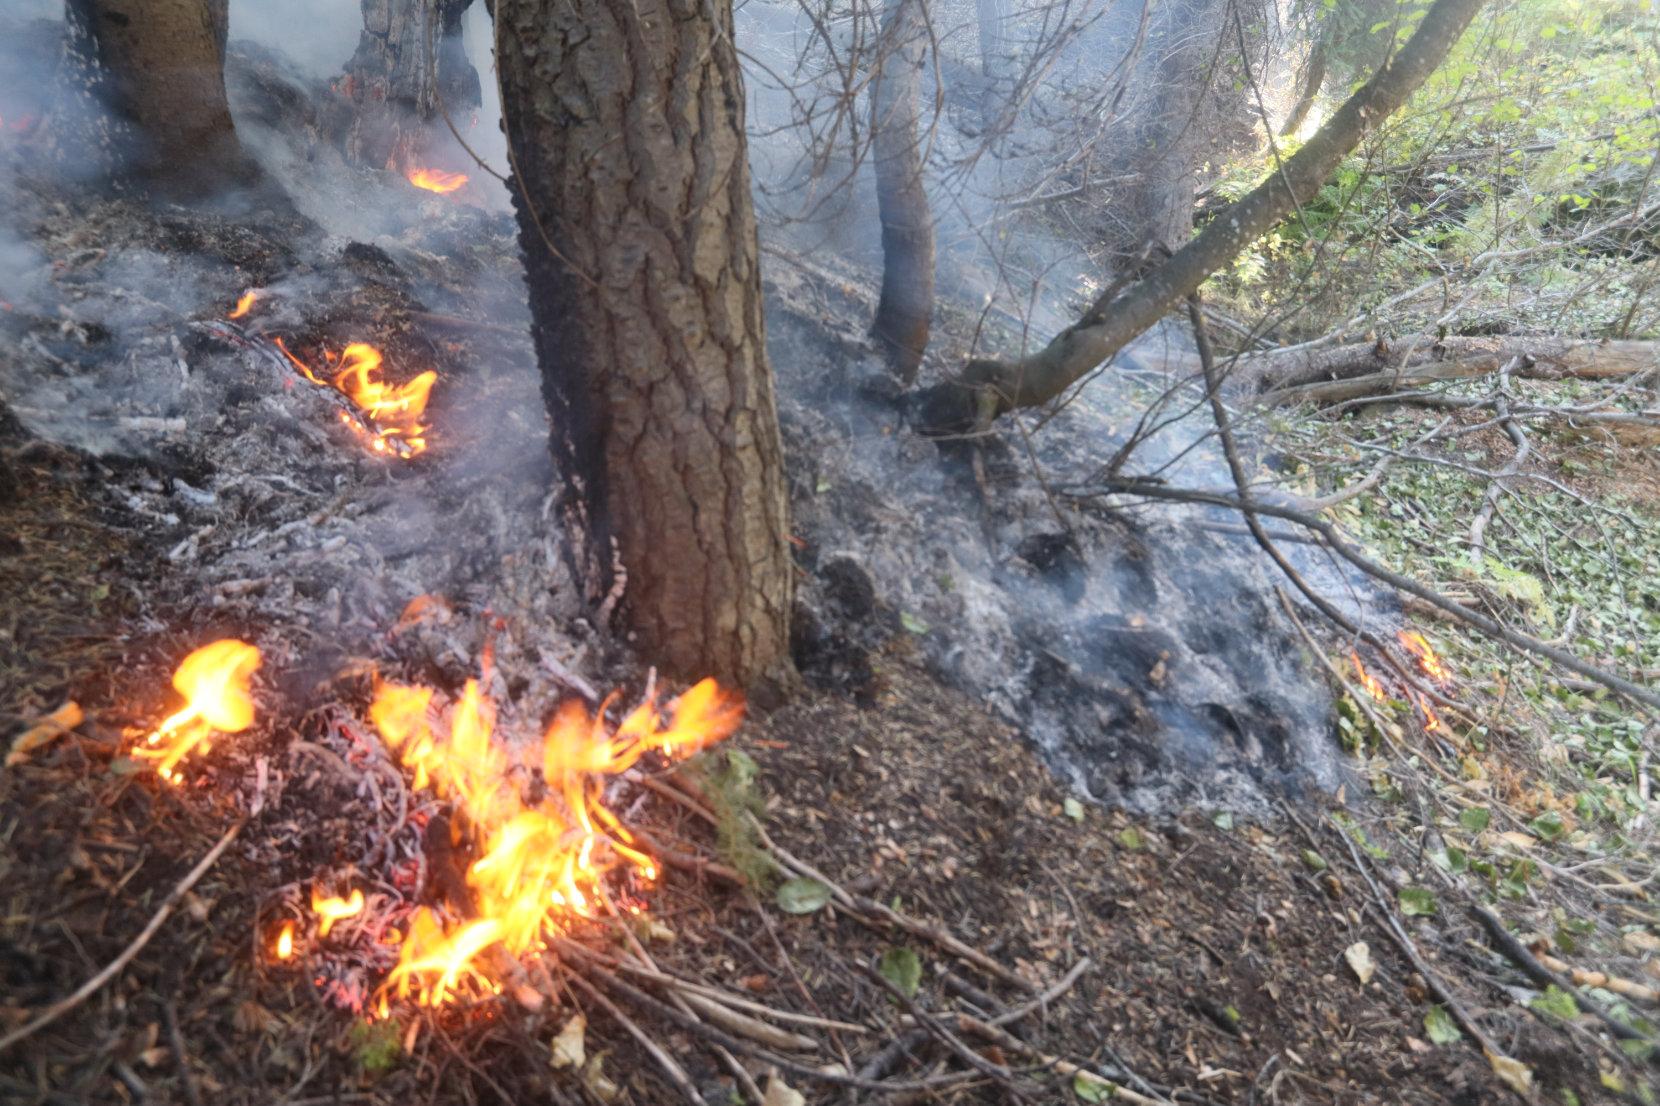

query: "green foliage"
(877, 947), (923, 999)
(348, 1019), (402, 1077)
(776, 878), (832, 914)
(1210, 0), (1660, 341)
(688, 748), (777, 888)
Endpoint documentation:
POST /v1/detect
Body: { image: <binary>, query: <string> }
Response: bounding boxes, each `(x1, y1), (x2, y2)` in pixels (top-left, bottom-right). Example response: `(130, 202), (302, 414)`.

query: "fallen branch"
(947, 1013), (1171, 1106)
(0, 819), (247, 1055)
(1469, 904), (1651, 1042)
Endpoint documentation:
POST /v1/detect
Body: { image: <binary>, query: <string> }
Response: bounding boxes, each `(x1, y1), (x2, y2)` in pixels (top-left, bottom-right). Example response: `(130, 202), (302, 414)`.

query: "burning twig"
(0, 819), (248, 1056)
(273, 338), (435, 458)
(5, 700), (82, 766)
(132, 639), (262, 783)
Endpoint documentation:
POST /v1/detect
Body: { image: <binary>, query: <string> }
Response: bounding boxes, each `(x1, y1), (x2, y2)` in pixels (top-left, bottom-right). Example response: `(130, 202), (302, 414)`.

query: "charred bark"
(495, 0), (796, 695)
(65, 0), (259, 196)
(914, 0), (1488, 435)
(870, 0), (935, 385)
(339, 0), (481, 171)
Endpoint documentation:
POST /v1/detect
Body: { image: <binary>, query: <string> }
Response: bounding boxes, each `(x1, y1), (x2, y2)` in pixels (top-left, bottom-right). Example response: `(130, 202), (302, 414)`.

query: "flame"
(132, 640), (261, 783)
(371, 675), (744, 1009)
(1413, 690), (1444, 733)
(273, 338), (434, 457)
(275, 921), (296, 960)
(407, 167), (468, 194)
(312, 887), (366, 937)
(1349, 651), (1387, 702)
(1398, 631), (1450, 683)
(228, 290), (259, 319)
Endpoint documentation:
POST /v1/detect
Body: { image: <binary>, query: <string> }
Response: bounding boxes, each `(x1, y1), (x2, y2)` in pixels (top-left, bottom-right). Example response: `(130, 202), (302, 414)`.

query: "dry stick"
(564, 969), (710, 1106)
(0, 819), (246, 1055)
(556, 941), (984, 1094)
(1469, 905), (1650, 1044)
(1534, 953), (1660, 1007)
(608, 960), (870, 1034)
(1317, 814), (1531, 1100)
(858, 962), (1020, 1089)
(988, 956), (1092, 1027)
(946, 1014), (1171, 1106)
(743, 811), (1036, 993)
(1468, 358), (1529, 560)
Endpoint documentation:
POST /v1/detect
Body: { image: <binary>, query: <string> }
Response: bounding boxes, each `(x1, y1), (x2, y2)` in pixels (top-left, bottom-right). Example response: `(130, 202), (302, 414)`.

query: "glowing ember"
(1350, 651), (1387, 702)
(274, 338), (435, 457)
(312, 887), (366, 937)
(371, 676), (744, 1010)
(132, 640), (262, 783)
(228, 290), (259, 319)
(274, 920), (296, 959)
(1398, 631), (1450, 683)
(406, 167), (468, 194)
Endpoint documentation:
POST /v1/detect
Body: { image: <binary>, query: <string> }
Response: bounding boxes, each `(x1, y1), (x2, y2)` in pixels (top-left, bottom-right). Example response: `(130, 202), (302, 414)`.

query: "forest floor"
(4, 44), (1660, 1106)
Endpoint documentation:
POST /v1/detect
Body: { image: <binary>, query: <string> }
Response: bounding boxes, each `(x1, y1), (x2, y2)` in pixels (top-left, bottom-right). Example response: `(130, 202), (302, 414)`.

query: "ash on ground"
(0, 28), (1371, 816)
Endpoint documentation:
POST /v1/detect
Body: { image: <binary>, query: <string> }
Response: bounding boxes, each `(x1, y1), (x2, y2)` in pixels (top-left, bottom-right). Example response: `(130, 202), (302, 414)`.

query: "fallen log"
(1237, 335), (1660, 403)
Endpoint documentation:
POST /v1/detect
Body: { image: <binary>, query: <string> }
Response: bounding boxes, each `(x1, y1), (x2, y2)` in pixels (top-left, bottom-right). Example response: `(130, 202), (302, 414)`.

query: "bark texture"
(66, 0), (258, 195)
(340, 0), (480, 170)
(870, 0), (935, 385)
(1243, 335), (1660, 405)
(495, 0), (796, 693)
(916, 0), (1488, 434)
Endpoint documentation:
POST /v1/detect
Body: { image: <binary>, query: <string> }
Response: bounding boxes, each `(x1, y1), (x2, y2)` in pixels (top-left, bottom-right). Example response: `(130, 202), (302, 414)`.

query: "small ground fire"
(128, 639), (742, 1017)
(406, 167), (469, 194)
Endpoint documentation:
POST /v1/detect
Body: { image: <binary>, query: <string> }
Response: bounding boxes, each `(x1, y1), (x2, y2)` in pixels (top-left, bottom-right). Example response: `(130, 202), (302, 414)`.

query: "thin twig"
(0, 819), (246, 1055)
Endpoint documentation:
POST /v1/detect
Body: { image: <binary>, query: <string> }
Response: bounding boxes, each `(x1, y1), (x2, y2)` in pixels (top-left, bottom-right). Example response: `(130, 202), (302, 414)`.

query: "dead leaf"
(1622, 931), (1660, 956)
(581, 1054), (620, 1102)
(549, 1012), (586, 1070)
(1344, 941), (1375, 985)
(1486, 1050), (1533, 1094)
(762, 1073), (806, 1106)
(6, 701), (83, 766)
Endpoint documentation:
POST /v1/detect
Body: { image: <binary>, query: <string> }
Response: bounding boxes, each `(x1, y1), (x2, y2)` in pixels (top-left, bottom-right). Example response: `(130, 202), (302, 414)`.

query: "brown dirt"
(0, 437), (1616, 1104)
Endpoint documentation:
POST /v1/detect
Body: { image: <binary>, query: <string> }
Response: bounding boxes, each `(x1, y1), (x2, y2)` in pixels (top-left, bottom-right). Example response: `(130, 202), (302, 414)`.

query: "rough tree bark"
(495, 0), (796, 695)
(339, 0), (481, 171)
(65, 0), (259, 195)
(1106, 0), (1229, 257)
(871, 0), (935, 385)
(915, 0), (1487, 433)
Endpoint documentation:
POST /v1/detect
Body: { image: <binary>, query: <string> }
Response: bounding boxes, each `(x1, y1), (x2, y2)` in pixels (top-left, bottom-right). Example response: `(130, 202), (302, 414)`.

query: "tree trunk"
(65, 0), (258, 195)
(340, 0), (481, 171)
(870, 0), (935, 385)
(914, 0), (1488, 435)
(1280, 33), (1327, 138)
(495, 0), (796, 696)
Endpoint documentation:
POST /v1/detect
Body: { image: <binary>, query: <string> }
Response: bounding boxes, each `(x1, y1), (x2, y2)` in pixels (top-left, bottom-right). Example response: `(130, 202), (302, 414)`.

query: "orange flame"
(1413, 690), (1444, 733)
(274, 338), (435, 457)
(1349, 652), (1386, 702)
(132, 640), (262, 783)
(312, 887), (366, 937)
(274, 920), (296, 960)
(228, 290), (259, 319)
(1398, 631), (1450, 683)
(407, 167), (468, 194)
(371, 676), (744, 1010)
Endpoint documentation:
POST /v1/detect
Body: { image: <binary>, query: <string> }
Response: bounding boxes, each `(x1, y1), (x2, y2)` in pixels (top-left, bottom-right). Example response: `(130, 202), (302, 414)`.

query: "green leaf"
(1530, 984), (1581, 1022)
(1301, 849), (1328, 872)
(899, 612), (930, 635)
(1212, 811), (1234, 831)
(1072, 1071), (1113, 1102)
(1529, 811), (1566, 842)
(877, 947), (922, 999)
(1063, 797), (1085, 823)
(1116, 827), (1145, 850)
(108, 756), (144, 776)
(1424, 1005), (1462, 1045)
(1459, 807), (1490, 834)
(1398, 888), (1438, 917)
(722, 748), (759, 791)
(775, 879), (831, 915)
